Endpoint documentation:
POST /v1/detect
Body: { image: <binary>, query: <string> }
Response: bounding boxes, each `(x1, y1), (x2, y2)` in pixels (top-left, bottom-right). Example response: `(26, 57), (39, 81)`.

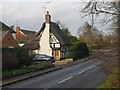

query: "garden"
(2, 47), (54, 80)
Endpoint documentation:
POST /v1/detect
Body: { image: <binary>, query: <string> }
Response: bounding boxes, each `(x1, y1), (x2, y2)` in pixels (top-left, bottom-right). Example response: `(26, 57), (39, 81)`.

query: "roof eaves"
(50, 22), (71, 46)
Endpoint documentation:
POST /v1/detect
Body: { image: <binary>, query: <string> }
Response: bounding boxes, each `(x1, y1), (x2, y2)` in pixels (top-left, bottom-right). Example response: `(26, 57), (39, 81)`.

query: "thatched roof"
(50, 22), (71, 45)
(35, 22), (71, 45)
(22, 23), (45, 50)
(23, 40), (40, 50)
(23, 22), (71, 50)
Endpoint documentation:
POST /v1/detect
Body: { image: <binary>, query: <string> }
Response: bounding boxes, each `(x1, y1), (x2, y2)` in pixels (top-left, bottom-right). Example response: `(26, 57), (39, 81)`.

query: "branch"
(96, 9), (120, 16)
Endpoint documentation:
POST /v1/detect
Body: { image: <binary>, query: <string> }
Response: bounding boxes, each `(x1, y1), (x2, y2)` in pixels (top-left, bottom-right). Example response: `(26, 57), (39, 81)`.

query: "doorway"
(55, 50), (60, 60)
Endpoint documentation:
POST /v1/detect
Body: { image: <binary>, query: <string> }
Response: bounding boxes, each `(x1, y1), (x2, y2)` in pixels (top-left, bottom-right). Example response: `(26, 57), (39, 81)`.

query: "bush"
(2, 47), (30, 70)
(75, 42), (89, 56)
(3, 62), (55, 79)
(66, 42), (89, 59)
(2, 53), (19, 70)
(66, 51), (84, 60)
(66, 51), (75, 58)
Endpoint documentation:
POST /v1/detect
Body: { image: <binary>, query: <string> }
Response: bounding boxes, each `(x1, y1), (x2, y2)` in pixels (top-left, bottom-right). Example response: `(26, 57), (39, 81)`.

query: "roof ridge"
(20, 29), (36, 32)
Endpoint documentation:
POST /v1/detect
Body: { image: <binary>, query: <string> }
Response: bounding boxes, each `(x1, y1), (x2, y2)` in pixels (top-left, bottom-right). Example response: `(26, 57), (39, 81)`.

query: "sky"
(1, 0), (114, 36)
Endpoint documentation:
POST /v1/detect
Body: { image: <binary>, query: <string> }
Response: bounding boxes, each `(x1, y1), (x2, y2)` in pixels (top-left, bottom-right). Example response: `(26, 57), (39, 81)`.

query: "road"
(3, 59), (107, 89)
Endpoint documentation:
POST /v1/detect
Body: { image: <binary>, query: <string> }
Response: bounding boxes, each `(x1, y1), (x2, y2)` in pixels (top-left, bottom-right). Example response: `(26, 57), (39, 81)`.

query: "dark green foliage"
(68, 35), (79, 42)
(61, 26), (79, 42)
(2, 53), (19, 70)
(76, 42), (89, 56)
(66, 42), (89, 60)
(2, 47), (30, 70)
(3, 62), (54, 79)
(66, 51), (75, 58)
(18, 40), (28, 44)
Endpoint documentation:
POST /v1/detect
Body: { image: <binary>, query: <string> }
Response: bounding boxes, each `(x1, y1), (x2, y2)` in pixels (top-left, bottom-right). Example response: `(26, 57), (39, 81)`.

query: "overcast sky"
(1, 0), (113, 36)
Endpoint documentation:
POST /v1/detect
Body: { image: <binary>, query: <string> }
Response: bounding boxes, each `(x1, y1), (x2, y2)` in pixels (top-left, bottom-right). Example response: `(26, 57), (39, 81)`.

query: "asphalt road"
(3, 59), (107, 89)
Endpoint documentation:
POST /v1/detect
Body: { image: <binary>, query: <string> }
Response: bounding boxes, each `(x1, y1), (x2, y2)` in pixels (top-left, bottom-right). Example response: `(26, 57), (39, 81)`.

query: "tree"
(80, 0), (120, 87)
(81, 0), (120, 48)
(57, 21), (79, 42)
(78, 22), (104, 48)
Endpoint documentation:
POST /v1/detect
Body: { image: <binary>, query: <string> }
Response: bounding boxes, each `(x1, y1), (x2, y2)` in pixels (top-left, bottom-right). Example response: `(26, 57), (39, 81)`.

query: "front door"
(55, 50), (60, 60)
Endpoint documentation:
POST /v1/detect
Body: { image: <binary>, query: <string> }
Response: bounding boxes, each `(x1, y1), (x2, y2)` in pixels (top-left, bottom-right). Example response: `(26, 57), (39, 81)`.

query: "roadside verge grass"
(97, 68), (119, 89)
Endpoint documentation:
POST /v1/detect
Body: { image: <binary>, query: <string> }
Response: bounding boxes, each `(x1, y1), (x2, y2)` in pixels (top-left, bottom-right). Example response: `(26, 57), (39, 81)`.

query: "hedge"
(3, 62), (55, 80)
(66, 42), (89, 60)
(2, 47), (31, 70)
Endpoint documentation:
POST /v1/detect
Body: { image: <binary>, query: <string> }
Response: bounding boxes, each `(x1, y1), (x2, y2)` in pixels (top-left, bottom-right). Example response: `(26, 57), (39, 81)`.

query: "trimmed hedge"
(2, 47), (31, 70)
(66, 42), (89, 60)
(3, 62), (55, 79)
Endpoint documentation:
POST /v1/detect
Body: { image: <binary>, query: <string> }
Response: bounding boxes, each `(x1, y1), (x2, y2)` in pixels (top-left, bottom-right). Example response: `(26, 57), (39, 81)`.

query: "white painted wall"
(35, 23), (52, 56)
(33, 23), (66, 59)
(50, 33), (60, 48)
(50, 33), (59, 43)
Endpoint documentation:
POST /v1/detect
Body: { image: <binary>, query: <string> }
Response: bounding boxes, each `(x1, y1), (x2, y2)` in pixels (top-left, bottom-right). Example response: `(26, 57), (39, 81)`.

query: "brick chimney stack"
(45, 11), (51, 23)
(16, 26), (20, 41)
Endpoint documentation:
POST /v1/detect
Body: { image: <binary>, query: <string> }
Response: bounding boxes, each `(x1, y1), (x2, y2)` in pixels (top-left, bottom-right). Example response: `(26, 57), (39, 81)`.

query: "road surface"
(3, 59), (107, 89)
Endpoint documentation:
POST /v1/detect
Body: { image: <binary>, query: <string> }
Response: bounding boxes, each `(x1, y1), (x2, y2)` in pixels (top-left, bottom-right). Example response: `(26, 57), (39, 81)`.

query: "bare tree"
(81, 0), (120, 47)
(78, 22), (104, 48)
(80, 0), (120, 87)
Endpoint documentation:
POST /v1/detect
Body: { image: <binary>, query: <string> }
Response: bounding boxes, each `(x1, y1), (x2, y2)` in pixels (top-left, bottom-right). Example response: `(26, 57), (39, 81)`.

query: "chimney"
(16, 26), (20, 42)
(45, 11), (51, 23)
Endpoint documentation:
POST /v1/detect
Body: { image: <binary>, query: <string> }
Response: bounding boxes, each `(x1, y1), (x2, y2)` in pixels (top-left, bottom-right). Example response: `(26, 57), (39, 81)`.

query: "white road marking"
(58, 76), (73, 84)
(78, 64), (99, 75)
(58, 62), (101, 84)
(96, 62), (100, 65)
(78, 70), (87, 74)
(88, 65), (96, 69)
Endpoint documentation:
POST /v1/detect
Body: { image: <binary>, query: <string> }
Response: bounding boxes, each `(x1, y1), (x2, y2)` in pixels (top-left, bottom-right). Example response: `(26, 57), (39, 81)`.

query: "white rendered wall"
(50, 33), (59, 43)
(50, 33), (60, 48)
(35, 23), (52, 56)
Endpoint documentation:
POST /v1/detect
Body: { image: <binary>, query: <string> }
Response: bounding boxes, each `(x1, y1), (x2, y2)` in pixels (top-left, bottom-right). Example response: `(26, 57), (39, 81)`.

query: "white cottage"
(24, 11), (71, 60)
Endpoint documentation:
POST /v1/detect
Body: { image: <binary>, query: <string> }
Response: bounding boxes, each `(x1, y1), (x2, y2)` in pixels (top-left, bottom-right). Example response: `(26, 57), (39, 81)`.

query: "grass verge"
(2, 62), (55, 80)
(97, 68), (119, 89)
